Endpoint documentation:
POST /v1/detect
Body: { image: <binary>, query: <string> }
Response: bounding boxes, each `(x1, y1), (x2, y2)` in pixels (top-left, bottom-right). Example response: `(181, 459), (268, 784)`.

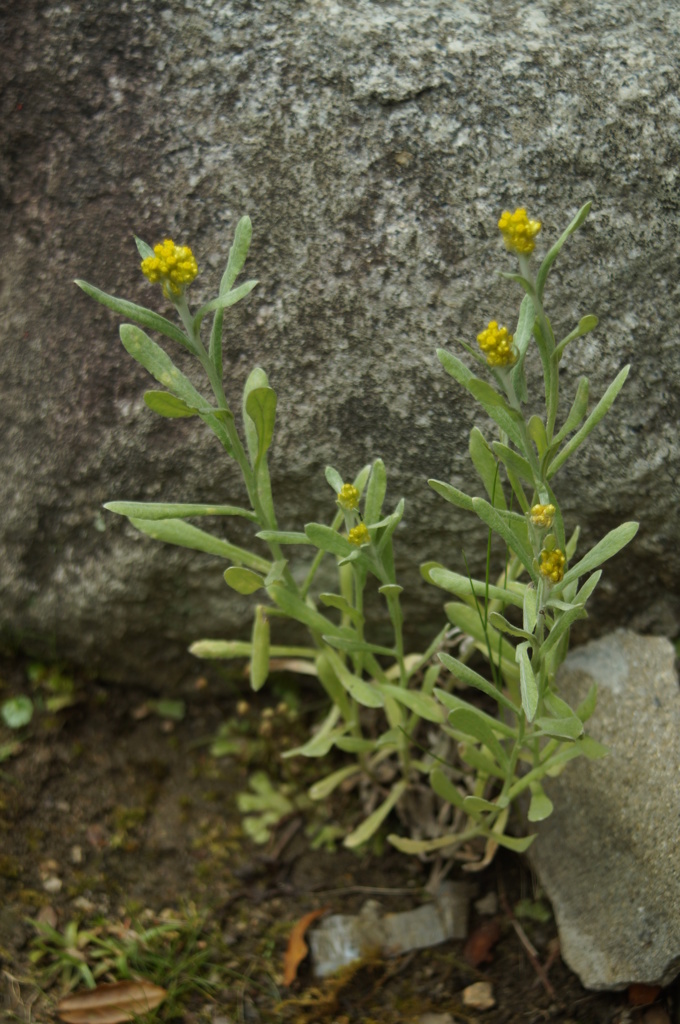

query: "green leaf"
(429, 768), (466, 810)
(492, 832), (536, 853)
(435, 689), (517, 738)
(534, 715), (584, 740)
(574, 570), (602, 606)
(323, 634), (395, 658)
(324, 649), (385, 709)
(489, 611), (535, 644)
(189, 639), (316, 659)
(447, 707), (509, 769)
(548, 366), (631, 478)
(119, 324), (209, 409)
(469, 428), (506, 510)
(553, 377), (589, 445)
(555, 316), (599, 362)
(250, 605), (270, 691)
(523, 586), (538, 633)
(444, 603), (520, 684)
(467, 379), (525, 449)
(1, 696), (33, 729)
(540, 603), (587, 656)
(536, 201), (592, 300)
(344, 780), (407, 848)
(557, 522), (639, 590)
(516, 641), (538, 721)
(221, 216), (252, 294)
(305, 523), (355, 559)
(144, 391), (199, 418)
(134, 236), (155, 260)
(576, 735), (609, 760)
(265, 586), (350, 639)
(314, 653), (352, 721)
(193, 278), (258, 328)
(528, 416), (549, 458)
(325, 466), (344, 494)
(463, 794), (508, 815)
(264, 559), (287, 585)
(427, 479), (474, 512)
(364, 459), (387, 526)
(576, 683), (598, 723)
(319, 592), (364, 627)
(224, 566), (265, 594)
(75, 280), (191, 350)
(436, 657), (520, 716)
(128, 517), (270, 572)
(376, 683), (445, 724)
(148, 698), (185, 721)
(245, 387), (277, 465)
(492, 442), (534, 485)
(437, 348), (475, 388)
(256, 530), (310, 545)
(510, 294), (536, 404)
(242, 367), (269, 465)
(308, 765), (362, 801)
(471, 498), (536, 579)
(105, 501), (258, 522)
(426, 566), (525, 610)
(527, 785), (554, 822)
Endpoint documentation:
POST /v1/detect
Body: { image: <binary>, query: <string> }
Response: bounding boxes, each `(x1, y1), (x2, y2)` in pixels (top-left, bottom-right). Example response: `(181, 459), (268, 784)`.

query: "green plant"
(77, 203), (637, 861)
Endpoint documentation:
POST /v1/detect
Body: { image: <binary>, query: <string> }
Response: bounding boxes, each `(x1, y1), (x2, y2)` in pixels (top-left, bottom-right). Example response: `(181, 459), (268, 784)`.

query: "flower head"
(477, 321), (518, 368)
(498, 208), (542, 255)
(141, 240), (198, 298)
(337, 483), (360, 511)
(539, 548), (566, 584)
(348, 523), (370, 546)
(530, 503), (556, 529)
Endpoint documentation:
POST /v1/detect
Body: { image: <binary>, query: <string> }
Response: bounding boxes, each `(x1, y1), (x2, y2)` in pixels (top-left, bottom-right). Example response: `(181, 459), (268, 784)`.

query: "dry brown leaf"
(628, 984), (663, 1007)
(57, 979), (167, 1023)
(464, 918), (502, 967)
(282, 907), (329, 986)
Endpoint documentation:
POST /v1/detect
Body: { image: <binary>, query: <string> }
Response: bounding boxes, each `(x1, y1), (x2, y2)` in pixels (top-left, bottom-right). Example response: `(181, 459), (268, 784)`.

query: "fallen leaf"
(629, 984), (662, 1007)
(283, 907), (329, 986)
(464, 918), (502, 967)
(57, 979), (166, 1023)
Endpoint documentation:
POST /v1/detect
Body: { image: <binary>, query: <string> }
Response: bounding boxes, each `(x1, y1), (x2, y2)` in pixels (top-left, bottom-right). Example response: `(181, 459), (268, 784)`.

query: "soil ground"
(0, 656), (673, 1024)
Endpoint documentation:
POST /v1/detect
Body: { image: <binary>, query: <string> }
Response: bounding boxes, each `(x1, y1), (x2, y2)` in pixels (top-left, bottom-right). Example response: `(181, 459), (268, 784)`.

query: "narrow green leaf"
(447, 708), (509, 769)
(534, 715), (584, 740)
(75, 280), (191, 350)
(325, 649), (385, 708)
(492, 442), (534, 485)
(224, 566), (265, 595)
(556, 521), (639, 589)
(319, 592), (364, 627)
(128, 517), (270, 571)
(437, 656), (520, 716)
(250, 605), (270, 691)
(314, 653), (352, 721)
(221, 216), (252, 293)
(516, 641), (538, 721)
(536, 201), (592, 300)
(497, 270), (535, 297)
(189, 639), (316, 660)
(548, 366), (631, 478)
(523, 586), (538, 633)
(467, 379), (525, 449)
(427, 479), (474, 512)
(256, 530), (310, 544)
(437, 348), (475, 388)
(242, 367), (269, 465)
(510, 295), (536, 404)
(444, 603), (520, 684)
(471, 498), (536, 578)
(469, 428), (506, 510)
(528, 415), (549, 458)
(540, 603), (587, 656)
(576, 735), (609, 760)
(574, 570), (602, 606)
(364, 459), (387, 526)
(323, 634), (395, 658)
(266, 585), (348, 638)
(119, 324), (209, 409)
(134, 236), (155, 260)
(435, 689), (517, 738)
(264, 559), (287, 585)
(105, 501), (258, 522)
(344, 780), (407, 848)
(193, 278), (258, 328)
(308, 765), (362, 801)
(554, 315), (599, 362)
(429, 768), (466, 810)
(427, 566), (525, 610)
(576, 683), (598, 723)
(144, 391), (199, 418)
(245, 386), (277, 464)
(553, 377), (589, 445)
(489, 611), (534, 644)
(463, 794), (508, 814)
(325, 466), (344, 494)
(377, 683), (445, 724)
(305, 523), (355, 559)
(492, 832), (536, 853)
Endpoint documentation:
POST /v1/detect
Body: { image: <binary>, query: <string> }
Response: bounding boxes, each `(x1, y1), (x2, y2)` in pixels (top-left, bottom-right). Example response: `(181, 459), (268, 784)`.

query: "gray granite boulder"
(530, 631), (680, 990)
(1, 0), (678, 684)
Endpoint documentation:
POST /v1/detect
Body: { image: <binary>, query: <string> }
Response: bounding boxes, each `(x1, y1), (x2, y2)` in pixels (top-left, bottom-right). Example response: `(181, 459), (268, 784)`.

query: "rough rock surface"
(530, 631), (680, 990)
(1, 0), (678, 684)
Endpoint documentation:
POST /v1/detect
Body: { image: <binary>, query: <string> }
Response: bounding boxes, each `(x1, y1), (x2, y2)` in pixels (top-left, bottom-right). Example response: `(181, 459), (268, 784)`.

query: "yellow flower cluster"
(539, 548), (566, 584)
(530, 503), (556, 529)
(141, 240), (198, 297)
(498, 208), (542, 255)
(348, 523), (370, 546)
(477, 321), (518, 368)
(337, 483), (360, 511)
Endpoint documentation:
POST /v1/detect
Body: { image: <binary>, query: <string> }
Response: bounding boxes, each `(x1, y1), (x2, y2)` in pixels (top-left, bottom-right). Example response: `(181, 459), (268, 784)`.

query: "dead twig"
(499, 890), (556, 999)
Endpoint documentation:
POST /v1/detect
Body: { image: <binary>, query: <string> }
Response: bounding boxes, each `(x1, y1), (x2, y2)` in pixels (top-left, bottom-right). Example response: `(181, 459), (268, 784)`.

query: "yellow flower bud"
(141, 239), (198, 298)
(348, 523), (370, 546)
(498, 208), (542, 255)
(477, 321), (518, 368)
(530, 503), (556, 529)
(539, 548), (566, 584)
(337, 483), (360, 511)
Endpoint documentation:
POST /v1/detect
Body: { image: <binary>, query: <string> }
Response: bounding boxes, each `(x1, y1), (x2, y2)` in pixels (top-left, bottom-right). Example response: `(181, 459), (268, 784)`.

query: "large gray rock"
(530, 631), (680, 990)
(1, 0), (678, 684)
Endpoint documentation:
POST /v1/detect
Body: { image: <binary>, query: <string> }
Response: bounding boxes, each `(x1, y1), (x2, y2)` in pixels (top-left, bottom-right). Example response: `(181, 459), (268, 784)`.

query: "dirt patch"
(0, 656), (663, 1023)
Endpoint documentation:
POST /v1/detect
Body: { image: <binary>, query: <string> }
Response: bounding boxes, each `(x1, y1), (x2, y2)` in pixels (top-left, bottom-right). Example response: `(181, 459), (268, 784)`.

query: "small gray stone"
(530, 631), (680, 990)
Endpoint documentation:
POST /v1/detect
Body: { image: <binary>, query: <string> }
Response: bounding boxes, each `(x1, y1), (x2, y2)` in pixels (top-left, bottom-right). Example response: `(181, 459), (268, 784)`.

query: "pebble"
(462, 981), (495, 1010)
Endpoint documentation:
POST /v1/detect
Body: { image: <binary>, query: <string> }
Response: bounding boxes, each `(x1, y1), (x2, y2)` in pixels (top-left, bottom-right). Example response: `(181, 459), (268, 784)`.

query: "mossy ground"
(0, 656), (656, 1023)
